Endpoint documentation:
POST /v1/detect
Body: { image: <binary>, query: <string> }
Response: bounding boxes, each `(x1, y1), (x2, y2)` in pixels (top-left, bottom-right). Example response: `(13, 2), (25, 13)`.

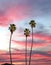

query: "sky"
(0, 0), (51, 65)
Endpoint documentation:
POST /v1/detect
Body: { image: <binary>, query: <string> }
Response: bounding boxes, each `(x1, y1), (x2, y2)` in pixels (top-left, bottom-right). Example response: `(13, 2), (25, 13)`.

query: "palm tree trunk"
(9, 33), (12, 65)
(29, 28), (33, 65)
(25, 36), (27, 65)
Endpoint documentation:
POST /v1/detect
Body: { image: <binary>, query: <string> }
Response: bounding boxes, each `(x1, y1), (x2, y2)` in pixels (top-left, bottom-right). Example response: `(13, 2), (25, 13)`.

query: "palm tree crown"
(24, 28), (30, 37)
(29, 20), (36, 28)
(9, 24), (16, 34)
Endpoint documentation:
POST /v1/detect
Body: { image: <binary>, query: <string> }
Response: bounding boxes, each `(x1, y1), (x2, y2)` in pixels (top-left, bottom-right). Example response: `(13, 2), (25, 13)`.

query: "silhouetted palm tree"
(29, 20), (36, 65)
(9, 24), (16, 65)
(24, 28), (30, 65)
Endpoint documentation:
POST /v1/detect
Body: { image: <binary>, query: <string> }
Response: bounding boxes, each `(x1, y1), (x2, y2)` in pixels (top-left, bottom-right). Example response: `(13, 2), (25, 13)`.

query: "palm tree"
(29, 20), (36, 65)
(9, 24), (16, 65)
(24, 28), (30, 65)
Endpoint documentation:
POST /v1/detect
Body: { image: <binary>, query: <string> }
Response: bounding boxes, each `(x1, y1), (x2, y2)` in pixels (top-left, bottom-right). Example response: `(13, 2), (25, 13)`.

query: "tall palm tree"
(29, 20), (36, 65)
(9, 24), (16, 65)
(24, 28), (30, 65)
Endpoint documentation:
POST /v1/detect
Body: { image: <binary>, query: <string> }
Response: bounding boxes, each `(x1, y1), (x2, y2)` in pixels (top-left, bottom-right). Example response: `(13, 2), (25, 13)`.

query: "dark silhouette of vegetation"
(24, 28), (30, 65)
(29, 20), (36, 65)
(9, 24), (16, 65)
(2, 63), (14, 65)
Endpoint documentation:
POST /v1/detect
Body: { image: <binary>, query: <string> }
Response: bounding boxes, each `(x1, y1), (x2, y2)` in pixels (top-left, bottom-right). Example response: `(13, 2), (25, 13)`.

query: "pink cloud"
(6, 5), (30, 20)
(0, 16), (10, 26)
(34, 33), (51, 41)
(0, 5), (30, 26)
(0, 50), (51, 65)
(12, 32), (51, 49)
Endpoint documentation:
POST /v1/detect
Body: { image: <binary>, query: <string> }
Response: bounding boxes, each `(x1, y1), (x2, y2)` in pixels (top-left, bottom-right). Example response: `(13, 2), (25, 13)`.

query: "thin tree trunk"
(25, 36), (27, 65)
(9, 33), (12, 65)
(29, 28), (33, 65)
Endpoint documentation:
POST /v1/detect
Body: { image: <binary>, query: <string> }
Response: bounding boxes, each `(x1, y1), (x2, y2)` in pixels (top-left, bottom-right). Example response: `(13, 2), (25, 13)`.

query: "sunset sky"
(0, 0), (51, 65)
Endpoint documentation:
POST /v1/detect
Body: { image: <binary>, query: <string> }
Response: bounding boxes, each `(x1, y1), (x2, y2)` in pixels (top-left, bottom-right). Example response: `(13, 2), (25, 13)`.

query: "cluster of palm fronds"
(2, 20), (36, 65)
